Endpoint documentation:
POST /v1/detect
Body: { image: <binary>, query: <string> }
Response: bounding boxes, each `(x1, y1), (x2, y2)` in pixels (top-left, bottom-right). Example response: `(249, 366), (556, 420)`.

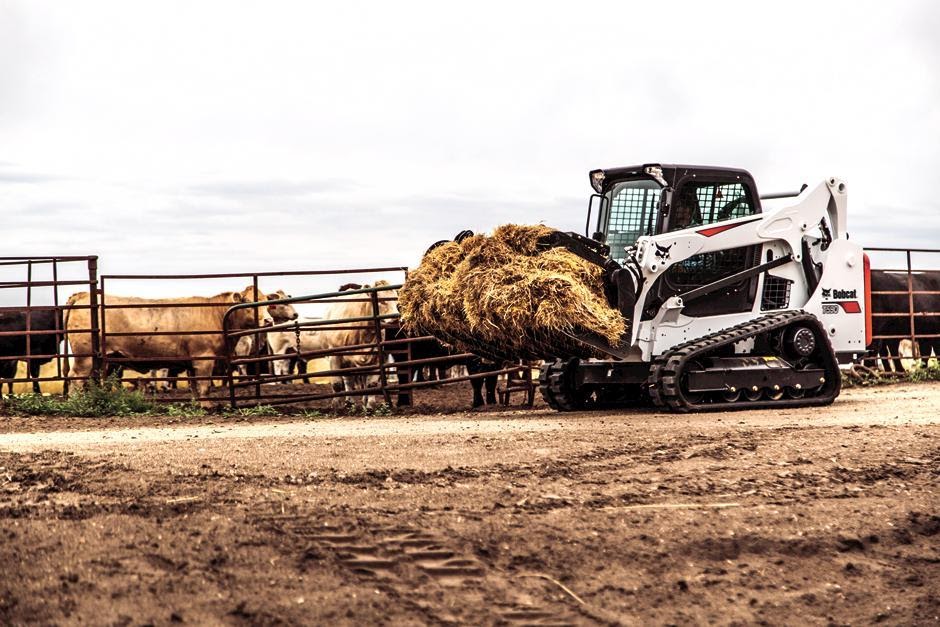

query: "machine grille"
(760, 274), (792, 311)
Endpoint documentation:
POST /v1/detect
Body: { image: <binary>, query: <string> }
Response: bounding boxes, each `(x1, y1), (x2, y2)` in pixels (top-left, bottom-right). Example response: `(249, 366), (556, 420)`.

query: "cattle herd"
(0, 267), (937, 409)
(0, 279), (517, 409)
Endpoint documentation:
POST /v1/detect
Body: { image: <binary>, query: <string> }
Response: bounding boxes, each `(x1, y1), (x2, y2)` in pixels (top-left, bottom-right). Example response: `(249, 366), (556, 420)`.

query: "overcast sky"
(1, 1), (938, 298)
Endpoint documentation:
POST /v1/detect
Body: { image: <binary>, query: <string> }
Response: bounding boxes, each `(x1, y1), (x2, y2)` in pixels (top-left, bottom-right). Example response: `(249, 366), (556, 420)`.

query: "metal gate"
(0, 256), (100, 394)
(223, 284), (535, 410)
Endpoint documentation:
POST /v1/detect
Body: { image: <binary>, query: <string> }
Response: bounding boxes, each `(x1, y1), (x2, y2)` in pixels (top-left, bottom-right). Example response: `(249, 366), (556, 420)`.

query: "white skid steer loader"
(433, 164), (872, 412)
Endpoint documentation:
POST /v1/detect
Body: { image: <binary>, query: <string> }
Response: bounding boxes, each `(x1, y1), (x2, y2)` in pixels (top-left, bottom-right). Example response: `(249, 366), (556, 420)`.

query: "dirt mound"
(398, 224), (626, 356)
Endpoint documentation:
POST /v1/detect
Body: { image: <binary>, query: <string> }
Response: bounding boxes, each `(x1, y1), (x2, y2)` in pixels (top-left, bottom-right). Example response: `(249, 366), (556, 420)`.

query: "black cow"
(384, 326), (500, 408)
(0, 360), (17, 395)
(869, 270), (940, 371)
(0, 309), (63, 394)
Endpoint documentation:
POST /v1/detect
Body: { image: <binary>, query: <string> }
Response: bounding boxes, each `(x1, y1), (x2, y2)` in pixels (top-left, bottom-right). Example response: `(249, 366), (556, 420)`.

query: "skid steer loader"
(435, 164), (872, 412)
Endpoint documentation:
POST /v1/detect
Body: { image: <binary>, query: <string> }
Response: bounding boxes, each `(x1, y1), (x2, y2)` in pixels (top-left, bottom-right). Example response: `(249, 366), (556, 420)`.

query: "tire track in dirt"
(248, 506), (586, 626)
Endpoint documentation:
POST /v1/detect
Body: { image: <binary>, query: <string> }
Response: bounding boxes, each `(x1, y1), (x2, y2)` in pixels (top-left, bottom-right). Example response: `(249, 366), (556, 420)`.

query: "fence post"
(252, 275), (262, 403)
(88, 257), (102, 384)
(369, 289), (391, 405)
(25, 261), (32, 392)
(224, 308), (238, 410)
(53, 259), (66, 396)
(905, 250), (919, 362)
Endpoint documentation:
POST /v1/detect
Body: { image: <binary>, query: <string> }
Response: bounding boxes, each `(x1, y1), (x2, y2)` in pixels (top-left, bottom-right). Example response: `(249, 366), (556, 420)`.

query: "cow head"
(266, 290), (298, 323)
(227, 286), (275, 329)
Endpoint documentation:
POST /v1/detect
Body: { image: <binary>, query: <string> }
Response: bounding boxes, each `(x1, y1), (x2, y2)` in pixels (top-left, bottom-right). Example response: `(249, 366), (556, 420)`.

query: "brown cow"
(63, 286), (273, 404)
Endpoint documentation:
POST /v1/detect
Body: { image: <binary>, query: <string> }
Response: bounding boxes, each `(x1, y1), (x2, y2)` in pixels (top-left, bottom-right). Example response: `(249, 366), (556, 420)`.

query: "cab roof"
(595, 163), (758, 192)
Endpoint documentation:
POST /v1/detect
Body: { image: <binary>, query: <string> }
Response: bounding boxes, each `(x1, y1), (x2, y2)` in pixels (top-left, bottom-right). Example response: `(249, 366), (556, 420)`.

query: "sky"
(1, 0), (939, 301)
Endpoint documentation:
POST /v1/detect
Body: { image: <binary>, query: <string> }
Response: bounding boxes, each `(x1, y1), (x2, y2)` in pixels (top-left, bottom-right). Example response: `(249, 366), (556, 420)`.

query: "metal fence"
(222, 283), (535, 410)
(0, 256), (100, 395)
(865, 247), (940, 370)
(0, 259), (535, 410)
(96, 267), (408, 403)
(5, 246), (933, 405)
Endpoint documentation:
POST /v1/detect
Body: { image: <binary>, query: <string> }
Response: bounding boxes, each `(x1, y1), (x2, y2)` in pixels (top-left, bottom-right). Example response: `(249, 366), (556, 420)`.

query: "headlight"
(589, 169), (605, 193)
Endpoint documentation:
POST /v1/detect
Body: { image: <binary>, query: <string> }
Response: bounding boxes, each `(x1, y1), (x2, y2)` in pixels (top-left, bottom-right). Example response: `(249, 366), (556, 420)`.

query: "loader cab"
(588, 164), (762, 261)
(588, 164), (764, 318)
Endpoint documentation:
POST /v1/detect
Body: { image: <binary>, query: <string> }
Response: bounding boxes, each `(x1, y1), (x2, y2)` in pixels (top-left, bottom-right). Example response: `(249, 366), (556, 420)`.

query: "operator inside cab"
(670, 186), (703, 231)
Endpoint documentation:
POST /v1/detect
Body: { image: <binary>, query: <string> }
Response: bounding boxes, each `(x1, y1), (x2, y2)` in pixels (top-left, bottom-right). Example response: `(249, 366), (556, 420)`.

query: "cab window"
(669, 182), (756, 232)
(605, 179), (662, 262)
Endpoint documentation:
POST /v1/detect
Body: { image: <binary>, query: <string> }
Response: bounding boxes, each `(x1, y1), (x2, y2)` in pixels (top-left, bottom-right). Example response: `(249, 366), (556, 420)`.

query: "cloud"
(186, 178), (357, 198)
(0, 164), (63, 185)
(0, 0), (937, 299)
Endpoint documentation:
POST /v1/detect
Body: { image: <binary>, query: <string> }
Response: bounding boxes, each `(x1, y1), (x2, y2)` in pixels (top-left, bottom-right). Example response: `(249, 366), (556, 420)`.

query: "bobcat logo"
(821, 287), (856, 300)
(654, 242), (675, 261)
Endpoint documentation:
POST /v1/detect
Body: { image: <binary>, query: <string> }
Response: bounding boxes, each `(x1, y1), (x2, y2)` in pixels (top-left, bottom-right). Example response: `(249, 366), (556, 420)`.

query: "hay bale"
(398, 225), (626, 357)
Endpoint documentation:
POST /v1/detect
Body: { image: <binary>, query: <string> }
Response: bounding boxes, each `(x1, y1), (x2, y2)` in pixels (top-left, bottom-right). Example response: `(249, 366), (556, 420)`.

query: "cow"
(63, 286), (274, 405)
(101, 290), (297, 391)
(0, 309), (64, 394)
(869, 270), (940, 372)
(266, 281), (395, 407)
(324, 280), (398, 407)
(383, 325), (502, 408)
(232, 291), (298, 379)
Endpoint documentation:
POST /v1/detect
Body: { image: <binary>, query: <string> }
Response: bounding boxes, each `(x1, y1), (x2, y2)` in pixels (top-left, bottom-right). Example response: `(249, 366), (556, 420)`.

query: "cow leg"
(328, 356), (348, 409)
(352, 375), (367, 407)
(272, 352), (287, 379)
(397, 365), (413, 407)
(69, 357), (95, 393)
(279, 355), (292, 383)
(1, 363), (13, 395)
(485, 373), (498, 405)
(28, 359), (42, 394)
(870, 340), (890, 371)
(365, 374), (383, 408)
(330, 378), (347, 409)
(191, 359), (216, 407)
(470, 377), (484, 408)
(300, 359), (311, 385)
(279, 354), (292, 384)
(348, 375), (367, 408)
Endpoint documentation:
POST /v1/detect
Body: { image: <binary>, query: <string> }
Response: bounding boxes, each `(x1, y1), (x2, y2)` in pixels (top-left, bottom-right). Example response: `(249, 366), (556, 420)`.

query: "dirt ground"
(1, 383), (938, 626)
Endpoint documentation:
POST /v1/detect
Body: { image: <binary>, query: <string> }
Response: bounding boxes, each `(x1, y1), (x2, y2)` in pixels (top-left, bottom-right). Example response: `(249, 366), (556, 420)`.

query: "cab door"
(646, 180), (762, 318)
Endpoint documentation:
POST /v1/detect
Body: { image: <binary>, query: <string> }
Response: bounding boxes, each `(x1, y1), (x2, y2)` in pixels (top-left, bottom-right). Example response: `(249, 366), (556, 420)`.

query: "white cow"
(268, 281), (397, 407)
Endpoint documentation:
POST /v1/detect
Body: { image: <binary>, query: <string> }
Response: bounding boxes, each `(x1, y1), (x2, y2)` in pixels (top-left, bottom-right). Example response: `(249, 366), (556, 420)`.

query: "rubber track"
(648, 310), (842, 413)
